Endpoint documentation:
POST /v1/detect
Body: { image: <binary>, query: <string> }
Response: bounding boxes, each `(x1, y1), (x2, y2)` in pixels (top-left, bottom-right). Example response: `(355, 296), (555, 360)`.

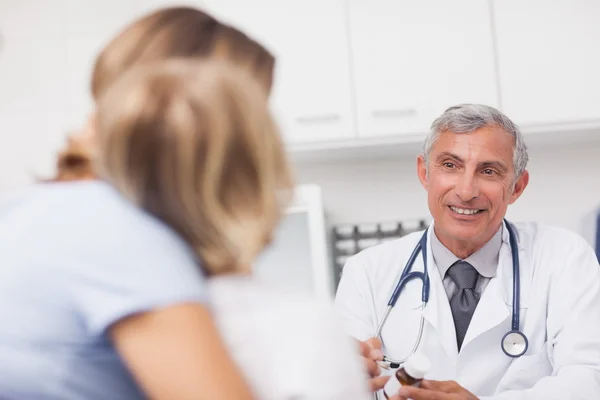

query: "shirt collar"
(431, 225), (503, 279)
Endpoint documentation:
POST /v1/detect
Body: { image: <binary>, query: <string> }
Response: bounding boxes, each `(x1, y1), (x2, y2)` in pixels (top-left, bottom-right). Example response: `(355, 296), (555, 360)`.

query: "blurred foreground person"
(0, 61), (263, 400)
(0, 5), (274, 400)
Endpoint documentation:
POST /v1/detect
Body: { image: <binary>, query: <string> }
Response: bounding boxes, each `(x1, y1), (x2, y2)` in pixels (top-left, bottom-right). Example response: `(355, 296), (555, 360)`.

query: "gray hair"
(423, 104), (529, 179)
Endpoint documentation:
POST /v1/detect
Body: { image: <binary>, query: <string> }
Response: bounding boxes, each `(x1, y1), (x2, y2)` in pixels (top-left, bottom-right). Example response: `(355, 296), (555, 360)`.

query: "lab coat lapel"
(422, 226), (459, 357)
(461, 221), (529, 350)
(461, 272), (509, 349)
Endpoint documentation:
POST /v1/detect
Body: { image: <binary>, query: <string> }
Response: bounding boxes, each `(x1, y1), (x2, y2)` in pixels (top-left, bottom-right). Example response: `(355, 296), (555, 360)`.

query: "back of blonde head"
(95, 59), (292, 275)
(92, 6), (275, 98)
(52, 6), (275, 182)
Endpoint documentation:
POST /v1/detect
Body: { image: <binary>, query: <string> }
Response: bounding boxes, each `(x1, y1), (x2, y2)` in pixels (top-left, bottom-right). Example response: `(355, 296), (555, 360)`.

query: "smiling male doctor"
(335, 104), (600, 399)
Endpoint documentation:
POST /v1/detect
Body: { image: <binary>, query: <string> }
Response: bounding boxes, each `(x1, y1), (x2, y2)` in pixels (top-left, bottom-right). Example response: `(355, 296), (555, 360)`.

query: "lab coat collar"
(432, 225), (503, 280)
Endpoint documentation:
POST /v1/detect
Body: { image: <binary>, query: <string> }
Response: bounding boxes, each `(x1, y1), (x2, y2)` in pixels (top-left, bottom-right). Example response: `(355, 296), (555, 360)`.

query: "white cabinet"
(348, 0), (498, 138)
(2, 0), (599, 180)
(0, 1), (67, 114)
(0, 2), (70, 186)
(202, 0), (356, 144)
(63, 0), (139, 130)
(493, 0), (600, 127)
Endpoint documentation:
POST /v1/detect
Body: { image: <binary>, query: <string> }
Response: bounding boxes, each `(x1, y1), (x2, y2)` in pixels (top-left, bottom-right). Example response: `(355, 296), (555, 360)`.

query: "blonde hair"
(53, 6), (275, 182)
(94, 59), (293, 275)
(92, 6), (275, 99)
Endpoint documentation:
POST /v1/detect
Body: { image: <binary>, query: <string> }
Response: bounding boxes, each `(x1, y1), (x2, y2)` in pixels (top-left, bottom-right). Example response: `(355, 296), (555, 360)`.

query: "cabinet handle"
(371, 108), (417, 118)
(295, 114), (341, 124)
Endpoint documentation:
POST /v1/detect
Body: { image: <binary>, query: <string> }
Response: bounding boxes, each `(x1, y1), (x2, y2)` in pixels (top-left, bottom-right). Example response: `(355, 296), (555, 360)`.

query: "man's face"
(417, 126), (529, 249)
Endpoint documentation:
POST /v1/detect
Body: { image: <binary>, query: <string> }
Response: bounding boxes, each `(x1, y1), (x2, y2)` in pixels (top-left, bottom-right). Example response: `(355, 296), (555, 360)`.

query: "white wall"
(294, 139), (600, 246)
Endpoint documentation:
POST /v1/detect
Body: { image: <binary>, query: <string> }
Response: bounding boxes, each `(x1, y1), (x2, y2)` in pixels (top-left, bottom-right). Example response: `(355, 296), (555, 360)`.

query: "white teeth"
(450, 206), (480, 215)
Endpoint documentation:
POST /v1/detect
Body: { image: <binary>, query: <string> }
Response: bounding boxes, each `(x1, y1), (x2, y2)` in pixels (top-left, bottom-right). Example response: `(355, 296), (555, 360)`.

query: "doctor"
(335, 104), (600, 399)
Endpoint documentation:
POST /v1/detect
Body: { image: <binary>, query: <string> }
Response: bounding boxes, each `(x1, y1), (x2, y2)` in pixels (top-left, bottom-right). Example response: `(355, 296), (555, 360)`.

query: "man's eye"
(483, 169), (495, 175)
(443, 162), (455, 169)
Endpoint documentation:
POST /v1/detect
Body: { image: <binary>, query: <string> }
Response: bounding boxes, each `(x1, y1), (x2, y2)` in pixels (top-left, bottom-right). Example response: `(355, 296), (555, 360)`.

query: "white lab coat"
(335, 221), (600, 399)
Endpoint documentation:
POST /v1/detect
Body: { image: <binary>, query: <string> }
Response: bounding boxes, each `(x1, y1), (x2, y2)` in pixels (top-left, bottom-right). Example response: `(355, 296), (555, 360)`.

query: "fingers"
(399, 380), (473, 400)
(364, 357), (380, 377)
(365, 336), (382, 349)
(369, 375), (390, 392)
(420, 380), (456, 391)
(365, 337), (384, 360)
(387, 395), (406, 400)
(397, 386), (448, 400)
(357, 340), (381, 378)
(359, 337), (387, 390)
(420, 380), (478, 400)
(357, 340), (372, 359)
(387, 393), (409, 400)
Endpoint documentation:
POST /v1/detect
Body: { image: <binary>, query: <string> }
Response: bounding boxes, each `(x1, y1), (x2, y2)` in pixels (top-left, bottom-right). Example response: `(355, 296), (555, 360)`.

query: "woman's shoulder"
(0, 180), (203, 295)
(18, 181), (196, 260)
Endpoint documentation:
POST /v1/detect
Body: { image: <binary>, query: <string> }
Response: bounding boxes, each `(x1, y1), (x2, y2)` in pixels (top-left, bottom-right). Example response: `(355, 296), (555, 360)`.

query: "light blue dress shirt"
(430, 226), (503, 299)
(0, 181), (208, 399)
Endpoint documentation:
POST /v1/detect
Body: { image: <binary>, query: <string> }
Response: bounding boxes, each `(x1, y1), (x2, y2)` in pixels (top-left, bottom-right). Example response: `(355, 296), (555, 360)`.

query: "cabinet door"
(202, 0), (356, 144)
(63, 0), (139, 130)
(0, 1), (69, 187)
(348, 0), (498, 138)
(493, 0), (600, 126)
(0, 1), (67, 114)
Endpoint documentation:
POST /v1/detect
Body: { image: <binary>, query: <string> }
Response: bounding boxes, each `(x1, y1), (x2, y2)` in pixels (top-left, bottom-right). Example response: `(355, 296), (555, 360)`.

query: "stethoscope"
(375, 219), (528, 369)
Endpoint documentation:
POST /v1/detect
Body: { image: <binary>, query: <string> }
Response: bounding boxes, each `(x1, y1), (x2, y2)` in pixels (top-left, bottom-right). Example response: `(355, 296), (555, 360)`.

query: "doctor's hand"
(388, 380), (478, 400)
(358, 337), (389, 392)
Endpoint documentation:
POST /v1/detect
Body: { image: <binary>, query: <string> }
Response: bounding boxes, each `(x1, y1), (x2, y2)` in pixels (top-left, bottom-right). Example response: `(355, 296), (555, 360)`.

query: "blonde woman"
(1, 6), (272, 400)
(0, 67), (255, 399)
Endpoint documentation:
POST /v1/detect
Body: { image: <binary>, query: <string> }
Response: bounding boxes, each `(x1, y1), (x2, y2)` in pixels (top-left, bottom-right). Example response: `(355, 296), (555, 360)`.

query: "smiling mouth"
(448, 205), (484, 215)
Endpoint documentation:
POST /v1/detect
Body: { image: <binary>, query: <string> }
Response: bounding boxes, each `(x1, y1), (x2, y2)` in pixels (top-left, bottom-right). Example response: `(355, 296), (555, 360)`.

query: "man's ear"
(417, 155), (428, 190)
(509, 170), (529, 204)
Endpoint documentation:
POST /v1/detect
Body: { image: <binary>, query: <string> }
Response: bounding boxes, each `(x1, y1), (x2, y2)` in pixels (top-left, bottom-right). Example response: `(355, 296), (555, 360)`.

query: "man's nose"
(455, 172), (479, 202)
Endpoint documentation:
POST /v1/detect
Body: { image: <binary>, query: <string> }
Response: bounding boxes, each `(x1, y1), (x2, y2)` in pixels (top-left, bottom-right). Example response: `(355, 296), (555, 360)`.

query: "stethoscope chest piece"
(501, 330), (528, 358)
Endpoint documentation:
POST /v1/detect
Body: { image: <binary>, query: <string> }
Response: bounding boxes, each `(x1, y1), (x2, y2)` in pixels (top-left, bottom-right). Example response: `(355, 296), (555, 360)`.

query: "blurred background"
(1, 0), (599, 299)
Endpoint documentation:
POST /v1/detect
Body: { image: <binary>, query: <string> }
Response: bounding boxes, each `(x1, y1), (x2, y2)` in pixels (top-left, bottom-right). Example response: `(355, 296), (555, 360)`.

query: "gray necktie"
(447, 261), (480, 351)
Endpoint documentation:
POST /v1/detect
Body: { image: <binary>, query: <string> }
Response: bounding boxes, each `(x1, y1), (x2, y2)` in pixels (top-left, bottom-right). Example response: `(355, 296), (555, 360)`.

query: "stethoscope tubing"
(376, 219), (526, 366)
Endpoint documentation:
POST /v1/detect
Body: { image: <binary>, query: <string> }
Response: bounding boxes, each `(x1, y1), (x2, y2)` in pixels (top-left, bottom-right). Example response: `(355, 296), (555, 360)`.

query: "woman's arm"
(110, 302), (254, 400)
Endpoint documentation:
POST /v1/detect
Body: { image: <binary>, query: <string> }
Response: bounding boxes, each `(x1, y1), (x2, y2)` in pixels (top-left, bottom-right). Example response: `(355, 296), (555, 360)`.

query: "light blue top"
(0, 181), (208, 399)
